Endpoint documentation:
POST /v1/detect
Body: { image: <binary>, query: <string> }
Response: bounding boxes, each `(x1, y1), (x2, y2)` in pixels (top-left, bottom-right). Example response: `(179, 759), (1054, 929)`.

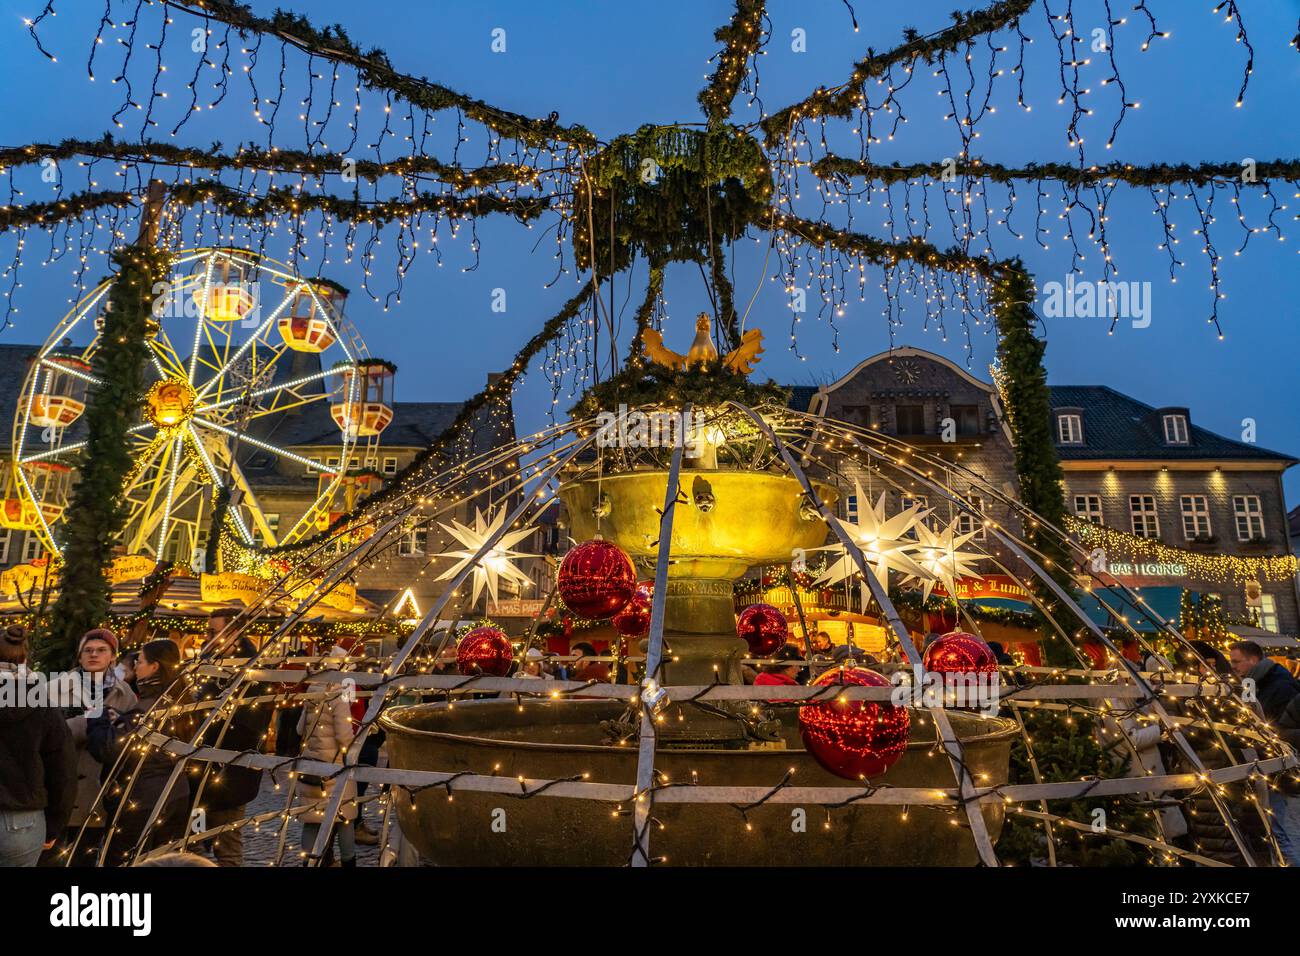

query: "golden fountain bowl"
(561, 470), (838, 580)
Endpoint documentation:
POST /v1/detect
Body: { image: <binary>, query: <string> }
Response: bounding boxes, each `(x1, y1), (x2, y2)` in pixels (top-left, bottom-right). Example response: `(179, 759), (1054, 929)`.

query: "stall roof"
(1077, 585), (1185, 633)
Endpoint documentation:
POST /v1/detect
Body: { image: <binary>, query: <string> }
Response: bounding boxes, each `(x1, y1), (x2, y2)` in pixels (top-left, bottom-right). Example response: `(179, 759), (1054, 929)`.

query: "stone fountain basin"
(381, 699), (1016, 866)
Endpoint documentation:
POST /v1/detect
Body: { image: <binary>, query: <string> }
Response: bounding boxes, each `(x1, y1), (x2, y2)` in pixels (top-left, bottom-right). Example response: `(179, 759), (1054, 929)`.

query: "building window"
(1257, 594), (1279, 632)
(0, 530), (9, 564)
(325, 456), (340, 472)
(306, 457), (321, 476)
(1057, 413), (1083, 445)
(264, 513), (281, 537)
(845, 494), (858, 523)
(895, 404), (926, 436)
(1162, 414), (1189, 445)
(1179, 495), (1211, 540)
(1233, 495), (1265, 541)
(21, 533), (44, 562)
(956, 497), (986, 540)
(398, 529), (427, 556)
(382, 456), (398, 476)
(1129, 495), (1160, 539)
(950, 404), (980, 437)
(1073, 494), (1103, 524)
(901, 495), (928, 513)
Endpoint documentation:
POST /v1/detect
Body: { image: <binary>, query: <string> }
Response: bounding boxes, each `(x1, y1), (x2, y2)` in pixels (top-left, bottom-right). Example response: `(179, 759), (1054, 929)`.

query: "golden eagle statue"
(643, 312), (764, 375)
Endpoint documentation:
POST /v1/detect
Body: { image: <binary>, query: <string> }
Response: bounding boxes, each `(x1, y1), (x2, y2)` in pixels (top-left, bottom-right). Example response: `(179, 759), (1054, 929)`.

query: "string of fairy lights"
(1065, 514), (1299, 584)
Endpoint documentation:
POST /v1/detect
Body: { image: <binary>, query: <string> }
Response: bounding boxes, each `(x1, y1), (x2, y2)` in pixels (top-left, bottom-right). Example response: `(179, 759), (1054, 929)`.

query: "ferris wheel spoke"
(194, 364), (337, 415)
(38, 284), (109, 360)
(154, 436), (186, 556)
(150, 327), (187, 379)
(38, 357), (102, 389)
(191, 416), (328, 473)
(192, 279), (304, 403)
(187, 254), (216, 384)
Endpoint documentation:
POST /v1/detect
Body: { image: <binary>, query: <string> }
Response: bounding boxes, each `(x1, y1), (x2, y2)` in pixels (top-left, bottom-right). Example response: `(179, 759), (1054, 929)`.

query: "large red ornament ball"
(799, 667), (911, 780)
(456, 627), (513, 677)
(922, 631), (999, 675)
(557, 539), (637, 619)
(736, 602), (788, 656)
(611, 581), (654, 638)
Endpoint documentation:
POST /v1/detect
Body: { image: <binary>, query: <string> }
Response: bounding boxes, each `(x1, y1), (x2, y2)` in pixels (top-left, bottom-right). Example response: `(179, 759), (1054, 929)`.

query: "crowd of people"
(2, 615), (1299, 867)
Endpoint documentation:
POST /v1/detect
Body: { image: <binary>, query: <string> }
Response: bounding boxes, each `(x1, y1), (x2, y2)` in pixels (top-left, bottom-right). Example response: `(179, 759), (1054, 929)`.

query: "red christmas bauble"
(737, 602), (788, 656)
(799, 667), (910, 780)
(557, 539), (636, 619)
(456, 626), (513, 677)
(922, 631), (999, 675)
(611, 581), (654, 638)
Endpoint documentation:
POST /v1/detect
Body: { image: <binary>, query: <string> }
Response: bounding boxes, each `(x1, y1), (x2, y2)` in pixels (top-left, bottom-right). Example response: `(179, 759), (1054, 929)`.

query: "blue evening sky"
(2, 2), (1299, 496)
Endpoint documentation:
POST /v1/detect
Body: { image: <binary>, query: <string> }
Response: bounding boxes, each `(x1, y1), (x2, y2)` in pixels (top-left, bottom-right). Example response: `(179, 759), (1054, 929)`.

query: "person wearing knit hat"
(76, 628), (118, 659)
(60, 627), (138, 865)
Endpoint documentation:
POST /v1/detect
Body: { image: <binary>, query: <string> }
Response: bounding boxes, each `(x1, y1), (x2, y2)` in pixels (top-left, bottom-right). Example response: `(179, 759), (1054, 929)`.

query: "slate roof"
(1048, 385), (1296, 464)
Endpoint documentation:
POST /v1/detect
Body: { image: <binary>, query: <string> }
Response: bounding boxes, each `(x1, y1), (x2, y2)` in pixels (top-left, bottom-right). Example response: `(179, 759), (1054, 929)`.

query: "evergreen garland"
(810, 155), (1300, 189)
(991, 261), (1075, 665)
(157, 1), (595, 149)
(761, 0), (1037, 145)
(570, 363), (788, 421)
(37, 245), (170, 668)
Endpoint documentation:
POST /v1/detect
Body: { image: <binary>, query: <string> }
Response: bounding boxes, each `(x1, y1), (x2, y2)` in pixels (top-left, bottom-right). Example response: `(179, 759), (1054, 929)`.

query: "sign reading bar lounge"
(1107, 562), (1187, 578)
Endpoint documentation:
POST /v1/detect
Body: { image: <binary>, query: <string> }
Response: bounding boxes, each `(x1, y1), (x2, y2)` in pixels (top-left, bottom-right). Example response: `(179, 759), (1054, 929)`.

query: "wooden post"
(138, 179), (167, 246)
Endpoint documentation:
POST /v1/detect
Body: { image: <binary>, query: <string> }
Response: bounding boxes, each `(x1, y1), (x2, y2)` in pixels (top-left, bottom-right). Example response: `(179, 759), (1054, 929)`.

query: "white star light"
(813, 483), (933, 591)
(433, 505), (537, 606)
(907, 515), (986, 602)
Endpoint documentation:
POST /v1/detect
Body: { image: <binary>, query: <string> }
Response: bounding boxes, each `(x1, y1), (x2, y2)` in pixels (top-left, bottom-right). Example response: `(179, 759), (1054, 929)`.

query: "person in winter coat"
(295, 644), (358, 866)
(1230, 641), (1300, 722)
(88, 639), (193, 866)
(0, 625), (76, 867)
(754, 644), (805, 687)
(1229, 640), (1300, 865)
(189, 612), (274, 866)
(59, 628), (138, 866)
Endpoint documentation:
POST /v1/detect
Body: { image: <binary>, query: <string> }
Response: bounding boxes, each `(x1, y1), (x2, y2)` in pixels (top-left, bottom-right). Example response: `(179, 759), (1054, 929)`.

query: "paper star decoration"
(906, 515), (986, 602)
(433, 505), (537, 606)
(812, 484), (933, 591)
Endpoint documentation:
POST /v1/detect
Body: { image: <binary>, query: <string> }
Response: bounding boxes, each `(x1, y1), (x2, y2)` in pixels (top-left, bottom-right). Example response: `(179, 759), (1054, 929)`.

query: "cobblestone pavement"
(240, 774), (386, 867)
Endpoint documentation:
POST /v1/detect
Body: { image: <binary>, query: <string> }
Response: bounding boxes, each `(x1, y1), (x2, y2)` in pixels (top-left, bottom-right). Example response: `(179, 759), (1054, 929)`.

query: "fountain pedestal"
(561, 469), (836, 688)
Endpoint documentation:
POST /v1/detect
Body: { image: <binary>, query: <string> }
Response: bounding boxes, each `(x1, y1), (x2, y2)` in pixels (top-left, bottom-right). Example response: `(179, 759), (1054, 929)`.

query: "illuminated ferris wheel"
(5, 248), (394, 565)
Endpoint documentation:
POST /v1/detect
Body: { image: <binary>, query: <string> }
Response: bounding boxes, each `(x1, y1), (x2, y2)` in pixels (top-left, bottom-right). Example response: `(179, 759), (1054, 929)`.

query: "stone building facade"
(793, 346), (1026, 547)
(1049, 386), (1299, 636)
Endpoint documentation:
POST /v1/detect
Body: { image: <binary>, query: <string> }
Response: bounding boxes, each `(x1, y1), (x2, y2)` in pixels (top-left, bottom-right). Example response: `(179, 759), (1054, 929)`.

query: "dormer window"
(1057, 412), (1083, 445)
(1162, 413), (1189, 445)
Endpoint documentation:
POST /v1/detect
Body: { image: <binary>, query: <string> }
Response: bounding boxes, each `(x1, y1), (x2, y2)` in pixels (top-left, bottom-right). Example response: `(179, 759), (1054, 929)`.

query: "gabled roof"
(1048, 385), (1296, 464)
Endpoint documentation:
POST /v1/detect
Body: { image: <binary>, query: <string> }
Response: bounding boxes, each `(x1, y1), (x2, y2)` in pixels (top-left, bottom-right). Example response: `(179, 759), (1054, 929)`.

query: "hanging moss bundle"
(574, 124), (771, 276)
